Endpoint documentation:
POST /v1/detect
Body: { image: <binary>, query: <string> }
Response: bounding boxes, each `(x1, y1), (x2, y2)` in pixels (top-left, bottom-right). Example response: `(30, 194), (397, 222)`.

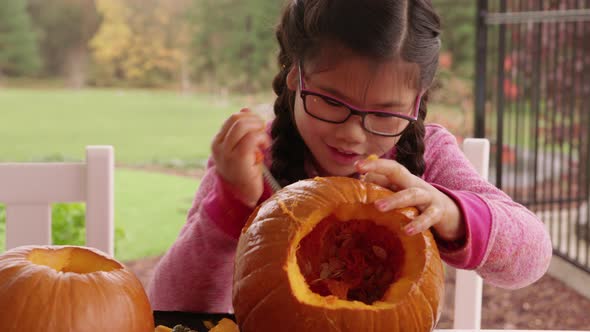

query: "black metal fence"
(475, 0), (590, 271)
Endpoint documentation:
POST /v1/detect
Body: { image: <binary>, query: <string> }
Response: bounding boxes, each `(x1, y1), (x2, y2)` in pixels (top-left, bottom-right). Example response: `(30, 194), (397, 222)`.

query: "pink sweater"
(148, 124), (552, 313)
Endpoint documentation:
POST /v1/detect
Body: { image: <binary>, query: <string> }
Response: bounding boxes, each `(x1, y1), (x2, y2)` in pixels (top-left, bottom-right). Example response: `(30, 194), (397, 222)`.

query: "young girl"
(148, 0), (552, 313)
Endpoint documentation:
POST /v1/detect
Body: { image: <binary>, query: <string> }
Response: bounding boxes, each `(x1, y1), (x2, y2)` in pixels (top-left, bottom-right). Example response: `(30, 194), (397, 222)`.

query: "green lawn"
(0, 88), (247, 261)
(0, 87), (475, 262)
(0, 88), (242, 165)
(114, 169), (199, 262)
(0, 169), (198, 262)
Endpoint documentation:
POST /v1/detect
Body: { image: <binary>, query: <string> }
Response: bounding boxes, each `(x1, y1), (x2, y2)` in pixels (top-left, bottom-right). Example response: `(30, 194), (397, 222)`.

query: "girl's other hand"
(211, 108), (271, 208)
(355, 158), (465, 241)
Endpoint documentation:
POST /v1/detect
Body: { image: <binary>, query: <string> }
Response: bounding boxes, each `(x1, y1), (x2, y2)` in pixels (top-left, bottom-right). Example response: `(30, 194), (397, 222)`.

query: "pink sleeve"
(148, 159), (272, 312)
(430, 184), (491, 270)
(423, 124), (552, 289)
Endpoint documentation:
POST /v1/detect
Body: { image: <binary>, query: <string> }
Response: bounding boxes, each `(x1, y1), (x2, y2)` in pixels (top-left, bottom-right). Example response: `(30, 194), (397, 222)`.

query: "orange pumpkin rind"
(0, 245), (154, 332)
(233, 177), (445, 332)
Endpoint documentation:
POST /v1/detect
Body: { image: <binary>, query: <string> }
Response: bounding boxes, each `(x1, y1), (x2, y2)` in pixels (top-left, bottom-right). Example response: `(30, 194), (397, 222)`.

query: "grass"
(0, 87), (244, 261)
(0, 169), (199, 262)
(0, 86), (480, 262)
(114, 169), (199, 262)
(0, 88), (246, 166)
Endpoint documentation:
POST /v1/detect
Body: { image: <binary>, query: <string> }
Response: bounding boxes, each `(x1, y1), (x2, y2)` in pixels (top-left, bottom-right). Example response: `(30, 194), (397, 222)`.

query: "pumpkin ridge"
(413, 282), (437, 330)
(89, 272), (111, 328)
(240, 282), (289, 330)
(276, 199), (308, 225)
(0, 262), (28, 293)
(46, 272), (67, 331)
(320, 307), (341, 332)
(233, 262), (283, 292)
(8, 262), (53, 328)
(233, 177), (444, 332)
(0, 245), (153, 331)
(322, 177), (355, 203)
(240, 238), (287, 259)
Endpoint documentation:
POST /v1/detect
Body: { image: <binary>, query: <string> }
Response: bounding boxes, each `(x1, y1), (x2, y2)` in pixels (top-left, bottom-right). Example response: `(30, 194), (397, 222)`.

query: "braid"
(267, 0), (441, 182)
(270, 11), (308, 186)
(395, 92), (428, 176)
(393, 0), (440, 177)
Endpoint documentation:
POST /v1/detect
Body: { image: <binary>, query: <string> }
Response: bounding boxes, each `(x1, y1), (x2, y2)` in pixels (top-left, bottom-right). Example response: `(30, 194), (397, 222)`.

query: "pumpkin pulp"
(296, 215), (404, 304)
(27, 247), (122, 273)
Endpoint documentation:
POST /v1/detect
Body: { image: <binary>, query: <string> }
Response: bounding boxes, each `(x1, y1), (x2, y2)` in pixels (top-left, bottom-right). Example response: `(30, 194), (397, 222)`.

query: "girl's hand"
(355, 158), (465, 241)
(211, 108), (271, 208)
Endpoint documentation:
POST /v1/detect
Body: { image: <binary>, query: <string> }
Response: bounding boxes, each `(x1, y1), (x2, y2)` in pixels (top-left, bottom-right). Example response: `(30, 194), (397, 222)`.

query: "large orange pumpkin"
(0, 245), (154, 331)
(233, 177), (445, 332)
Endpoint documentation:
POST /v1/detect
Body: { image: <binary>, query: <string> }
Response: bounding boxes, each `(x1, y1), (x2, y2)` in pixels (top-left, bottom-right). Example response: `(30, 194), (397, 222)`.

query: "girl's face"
(286, 46), (420, 177)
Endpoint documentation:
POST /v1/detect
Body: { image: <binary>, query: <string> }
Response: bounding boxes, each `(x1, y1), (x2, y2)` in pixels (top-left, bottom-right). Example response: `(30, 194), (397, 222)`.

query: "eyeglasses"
(298, 62), (421, 137)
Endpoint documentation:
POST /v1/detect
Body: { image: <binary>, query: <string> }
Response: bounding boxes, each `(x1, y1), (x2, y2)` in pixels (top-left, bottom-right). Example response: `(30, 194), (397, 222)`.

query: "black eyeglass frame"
(297, 62), (422, 137)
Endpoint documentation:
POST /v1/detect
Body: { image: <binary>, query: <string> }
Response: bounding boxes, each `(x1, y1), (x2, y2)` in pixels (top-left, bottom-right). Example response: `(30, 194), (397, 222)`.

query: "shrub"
(0, 204), (125, 255)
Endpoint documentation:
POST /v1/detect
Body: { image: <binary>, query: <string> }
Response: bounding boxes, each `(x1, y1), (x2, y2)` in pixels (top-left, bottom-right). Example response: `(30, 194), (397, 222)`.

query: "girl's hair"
(270, 0), (441, 185)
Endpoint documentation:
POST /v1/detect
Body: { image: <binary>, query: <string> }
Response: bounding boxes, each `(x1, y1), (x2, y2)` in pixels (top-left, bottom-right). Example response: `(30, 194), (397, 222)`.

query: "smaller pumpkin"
(0, 245), (154, 332)
(233, 177), (445, 332)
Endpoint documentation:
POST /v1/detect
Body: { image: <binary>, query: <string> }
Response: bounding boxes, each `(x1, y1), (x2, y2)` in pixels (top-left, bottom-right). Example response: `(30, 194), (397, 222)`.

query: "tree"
(28, 0), (101, 88)
(90, 0), (191, 87)
(89, 0), (133, 85)
(189, 0), (282, 92)
(432, 0), (476, 78)
(0, 0), (41, 80)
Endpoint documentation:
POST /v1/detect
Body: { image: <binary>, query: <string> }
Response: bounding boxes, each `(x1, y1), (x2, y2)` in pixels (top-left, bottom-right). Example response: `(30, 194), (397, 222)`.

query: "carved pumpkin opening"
(234, 178), (445, 332)
(27, 247), (122, 274)
(297, 215), (404, 304)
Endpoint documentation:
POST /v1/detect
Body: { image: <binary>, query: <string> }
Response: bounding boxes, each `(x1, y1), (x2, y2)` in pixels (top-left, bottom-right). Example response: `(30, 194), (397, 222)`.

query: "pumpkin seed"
(372, 245), (387, 260)
(303, 260), (312, 276)
(320, 263), (332, 279)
